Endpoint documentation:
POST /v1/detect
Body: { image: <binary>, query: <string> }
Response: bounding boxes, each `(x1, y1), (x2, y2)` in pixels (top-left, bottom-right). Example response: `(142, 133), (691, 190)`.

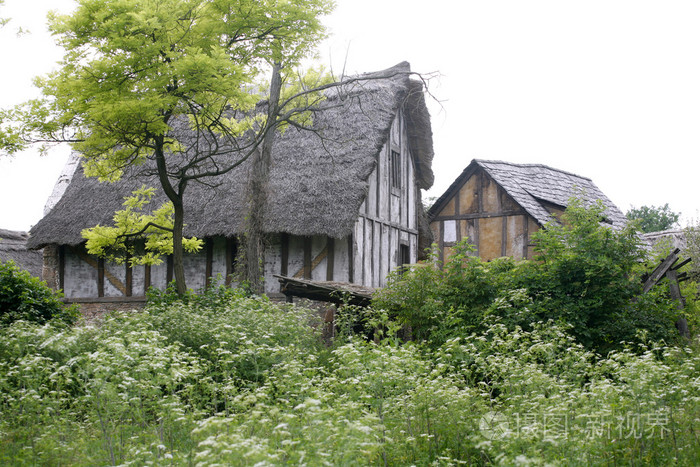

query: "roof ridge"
(474, 159), (593, 181)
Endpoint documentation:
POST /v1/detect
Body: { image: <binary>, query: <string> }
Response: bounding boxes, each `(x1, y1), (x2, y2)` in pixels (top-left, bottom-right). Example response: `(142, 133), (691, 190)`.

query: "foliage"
(376, 198), (682, 352)
(0, 260), (78, 327)
(626, 203), (680, 233)
(0, 295), (698, 465)
(82, 186), (203, 265)
(0, 0), (334, 295)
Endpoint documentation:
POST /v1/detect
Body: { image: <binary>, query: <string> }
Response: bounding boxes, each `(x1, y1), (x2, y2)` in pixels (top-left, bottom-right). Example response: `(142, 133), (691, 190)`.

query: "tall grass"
(0, 294), (698, 465)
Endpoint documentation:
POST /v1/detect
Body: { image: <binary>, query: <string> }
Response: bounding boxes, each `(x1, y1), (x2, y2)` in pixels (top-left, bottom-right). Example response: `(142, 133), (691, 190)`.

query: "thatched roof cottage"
(429, 159), (626, 262)
(28, 62), (434, 305)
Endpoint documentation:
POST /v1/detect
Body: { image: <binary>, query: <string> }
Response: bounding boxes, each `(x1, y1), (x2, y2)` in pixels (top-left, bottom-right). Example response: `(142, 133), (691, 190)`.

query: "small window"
(399, 243), (410, 266)
(391, 150), (401, 190)
(398, 243), (411, 275)
(443, 220), (457, 243)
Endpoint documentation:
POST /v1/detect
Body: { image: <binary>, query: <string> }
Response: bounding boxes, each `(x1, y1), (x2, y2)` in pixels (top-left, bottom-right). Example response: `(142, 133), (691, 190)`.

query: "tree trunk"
(171, 198), (187, 295)
(154, 138), (188, 295)
(244, 62), (282, 294)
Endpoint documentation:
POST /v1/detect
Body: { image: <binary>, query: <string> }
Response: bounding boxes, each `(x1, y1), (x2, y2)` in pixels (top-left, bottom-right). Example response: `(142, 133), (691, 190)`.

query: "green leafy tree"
(0, 0), (335, 295)
(626, 203), (680, 233)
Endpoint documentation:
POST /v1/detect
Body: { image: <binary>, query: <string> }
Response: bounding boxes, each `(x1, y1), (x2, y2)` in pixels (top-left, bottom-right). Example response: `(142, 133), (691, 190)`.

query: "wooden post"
(205, 238), (213, 288)
(225, 237), (235, 286)
(58, 246), (65, 291)
(97, 257), (105, 297)
(166, 255), (173, 285)
(303, 236), (312, 280)
(144, 265), (151, 294)
(326, 237), (335, 281)
(125, 253), (132, 297)
(281, 233), (289, 277)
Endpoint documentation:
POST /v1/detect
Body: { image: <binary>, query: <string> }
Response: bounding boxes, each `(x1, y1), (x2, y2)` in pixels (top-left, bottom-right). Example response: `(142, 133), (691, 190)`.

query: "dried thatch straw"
(28, 62), (434, 249)
(0, 229), (43, 277)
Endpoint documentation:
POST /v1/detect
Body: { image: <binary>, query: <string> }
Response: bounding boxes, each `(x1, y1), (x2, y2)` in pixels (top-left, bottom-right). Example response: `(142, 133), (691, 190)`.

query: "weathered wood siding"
(352, 110), (419, 288)
(430, 167), (540, 262)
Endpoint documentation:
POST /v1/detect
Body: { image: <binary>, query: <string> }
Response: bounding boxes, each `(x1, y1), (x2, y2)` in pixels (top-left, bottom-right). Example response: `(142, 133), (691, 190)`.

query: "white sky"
(1, 0), (699, 231)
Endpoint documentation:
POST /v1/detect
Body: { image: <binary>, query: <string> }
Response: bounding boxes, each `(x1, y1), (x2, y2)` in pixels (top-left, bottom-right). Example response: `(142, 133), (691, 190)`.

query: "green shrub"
(0, 260), (79, 327)
(375, 198), (681, 353)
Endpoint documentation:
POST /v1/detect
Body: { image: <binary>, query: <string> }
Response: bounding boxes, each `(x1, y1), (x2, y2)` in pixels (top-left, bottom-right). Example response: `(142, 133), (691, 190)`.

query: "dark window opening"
(398, 243), (410, 275)
(391, 150), (401, 189)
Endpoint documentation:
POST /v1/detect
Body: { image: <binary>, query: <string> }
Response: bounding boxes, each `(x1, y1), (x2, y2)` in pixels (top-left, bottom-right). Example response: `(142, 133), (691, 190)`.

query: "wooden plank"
(643, 249), (680, 293)
(326, 237), (335, 281)
(275, 274), (374, 307)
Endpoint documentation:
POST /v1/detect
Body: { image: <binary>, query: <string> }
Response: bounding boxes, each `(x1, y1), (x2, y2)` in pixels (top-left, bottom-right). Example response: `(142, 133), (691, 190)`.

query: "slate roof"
(429, 159), (627, 228)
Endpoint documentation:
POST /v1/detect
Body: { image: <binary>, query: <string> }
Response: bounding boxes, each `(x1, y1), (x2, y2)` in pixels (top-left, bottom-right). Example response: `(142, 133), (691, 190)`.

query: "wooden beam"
(281, 233), (289, 277)
(225, 237), (235, 286)
(431, 209), (527, 221)
(326, 237), (335, 281)
(348, 234), (354, 283)
(68, 246), (126, 295)
(166, 255), (173, 284)
(501, 216), (508, 257)
(144, 264), (151, 294)
(125, 253), (132, 297)
(522, 215), (529, 260)
(643, 248), (681, 293)
(58, 245), (65, 291)
(97, 257), (105, 298)
(303, 236), (312, 279)
(205, 238), (213, 288)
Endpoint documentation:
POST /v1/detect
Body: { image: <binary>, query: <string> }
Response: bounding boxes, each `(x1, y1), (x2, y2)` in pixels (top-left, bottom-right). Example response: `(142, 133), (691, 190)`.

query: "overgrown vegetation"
(376, 199), (684, 353)
(1, 201), (698, 464)
(0, 292), (698, 465)
(0, 260), (78, 327)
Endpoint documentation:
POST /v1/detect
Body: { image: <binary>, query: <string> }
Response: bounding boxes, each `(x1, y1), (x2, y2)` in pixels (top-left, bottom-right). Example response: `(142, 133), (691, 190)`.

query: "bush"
(0, 260), (78, 327)
(375, 198), (681, 353)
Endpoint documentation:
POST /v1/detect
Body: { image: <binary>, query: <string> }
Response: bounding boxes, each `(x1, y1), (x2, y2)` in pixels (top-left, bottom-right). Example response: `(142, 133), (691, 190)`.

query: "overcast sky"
(1, 0), (699, 231)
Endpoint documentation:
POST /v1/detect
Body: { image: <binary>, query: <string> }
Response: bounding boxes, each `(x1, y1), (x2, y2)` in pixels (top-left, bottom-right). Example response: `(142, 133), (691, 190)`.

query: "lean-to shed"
(0, 229), (43, 278)
(428, 159), (626, 262)
(27, 62), (434, 304)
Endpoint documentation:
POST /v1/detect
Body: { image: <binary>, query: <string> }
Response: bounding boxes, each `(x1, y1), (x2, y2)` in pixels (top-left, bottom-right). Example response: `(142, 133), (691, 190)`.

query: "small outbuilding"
(428, 159), (626, 262)
(0, 229), (43, 278)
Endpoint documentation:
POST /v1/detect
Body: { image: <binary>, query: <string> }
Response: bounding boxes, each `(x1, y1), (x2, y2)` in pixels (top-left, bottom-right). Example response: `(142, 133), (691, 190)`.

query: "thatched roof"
(0, 229), (43, 277)
(28, 62), (434, 249)
(429, 159), (627, 228)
